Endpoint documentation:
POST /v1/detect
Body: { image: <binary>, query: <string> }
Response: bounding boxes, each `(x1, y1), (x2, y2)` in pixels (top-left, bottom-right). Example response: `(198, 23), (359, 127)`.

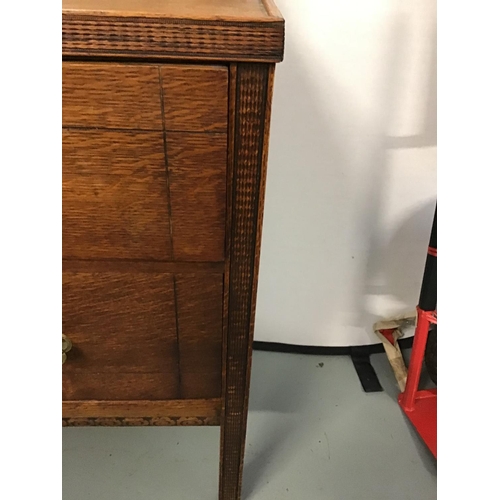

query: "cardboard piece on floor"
(373, 311), (416, 392)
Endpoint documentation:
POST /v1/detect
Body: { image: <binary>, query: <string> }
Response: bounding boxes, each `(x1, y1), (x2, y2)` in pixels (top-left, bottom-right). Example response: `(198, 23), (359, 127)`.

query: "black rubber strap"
(350, 347), (383, 393)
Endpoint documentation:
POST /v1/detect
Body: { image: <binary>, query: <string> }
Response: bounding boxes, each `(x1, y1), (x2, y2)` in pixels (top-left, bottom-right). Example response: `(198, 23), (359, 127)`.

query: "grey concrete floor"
(62, 349), (437, 499)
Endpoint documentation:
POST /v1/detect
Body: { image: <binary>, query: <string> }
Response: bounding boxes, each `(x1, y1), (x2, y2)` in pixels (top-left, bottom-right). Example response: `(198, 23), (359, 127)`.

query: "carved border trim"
(219, 62), (274, 500)
(63, 415), (219, 427)
(63, 15), (284, 62)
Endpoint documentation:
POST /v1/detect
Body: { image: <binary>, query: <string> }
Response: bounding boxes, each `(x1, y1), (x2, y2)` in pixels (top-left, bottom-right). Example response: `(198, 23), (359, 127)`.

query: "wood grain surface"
(63, 399), (221, 418)
(62, 270), (179, 400)
(61, 5), (283, 495)
(63, 416), (219, 426)
(62, 129), (172, 260)
(167, 132), (227, 261)
(161, 66), (228, 132)
(63, 63), (163, 130)
(219, 62), (275, 500)
(63, 0), (272, 19)
(62, 260), (225, 274)
(175, 274), (223, 399)
(62, 62), (229, 261)
(62, 271), (224, 400)
(62, 0), (284, 62)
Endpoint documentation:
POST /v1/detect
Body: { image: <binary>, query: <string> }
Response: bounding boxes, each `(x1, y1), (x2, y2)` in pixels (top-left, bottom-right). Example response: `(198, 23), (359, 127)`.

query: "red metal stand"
(396, 207), (437, 457)
(398, 307), (437, 457)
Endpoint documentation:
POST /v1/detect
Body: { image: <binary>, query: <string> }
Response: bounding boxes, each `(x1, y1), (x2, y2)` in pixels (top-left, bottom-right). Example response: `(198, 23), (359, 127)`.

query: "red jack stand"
(398, 308), (437, 457)
(398, 208), (437, 458)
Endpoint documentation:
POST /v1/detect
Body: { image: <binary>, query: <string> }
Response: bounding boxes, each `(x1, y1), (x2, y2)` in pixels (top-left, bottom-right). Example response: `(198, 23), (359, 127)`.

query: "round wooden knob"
(62, 334), (73, 364)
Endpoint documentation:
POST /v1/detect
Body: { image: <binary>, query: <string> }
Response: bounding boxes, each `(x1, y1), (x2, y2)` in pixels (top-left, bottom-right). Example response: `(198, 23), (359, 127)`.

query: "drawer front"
(62, 64), (163, 130)
(160, 65), (228, 132)
(62, 62), (228, 262)
(63, 63), (228, 132)
(63, 129), (171, 260)
(62, 269), (223, 401)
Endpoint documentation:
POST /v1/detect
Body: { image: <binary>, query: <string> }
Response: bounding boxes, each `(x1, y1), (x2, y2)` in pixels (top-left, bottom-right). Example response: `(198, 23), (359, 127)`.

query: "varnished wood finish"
(63, 397), (221, 426)
(63, 373), (178, 401)
(63, 416), (218, 426)
(62, 260), (225, 274)
(62, 3), (284, 499)
(63, 63), (163, 130)
(63, 0), (271, 18)
(62, 129), (172, 260)
(63, 62), (229, 134)
(176, 274), (223, 398)
(62, 271), (223, 400)
(220, 66), (238, 474)
(219, 63), (275, 500)
(63, 399), (220, 418)
(161, 66), (228, 132)
(63, 270), (179, 400)
(62, 0), (284, 63)
(63, 63), (228, 262)
(167, 132), (227, 261)
(261, 0), (283, 19)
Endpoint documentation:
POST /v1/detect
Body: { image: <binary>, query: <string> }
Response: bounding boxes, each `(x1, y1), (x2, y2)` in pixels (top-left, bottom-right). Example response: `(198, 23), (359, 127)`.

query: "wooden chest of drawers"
(62, 1), (284, 499)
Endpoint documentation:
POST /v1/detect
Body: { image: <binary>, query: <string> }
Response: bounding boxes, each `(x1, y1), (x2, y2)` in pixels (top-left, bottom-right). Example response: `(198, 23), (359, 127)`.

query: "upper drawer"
(62, 64), (163, 130)
(63, 62), (228, 262)
(160, 66), (228, 132)
(62, 128), (227, 262)
(62, 63), (228, 132)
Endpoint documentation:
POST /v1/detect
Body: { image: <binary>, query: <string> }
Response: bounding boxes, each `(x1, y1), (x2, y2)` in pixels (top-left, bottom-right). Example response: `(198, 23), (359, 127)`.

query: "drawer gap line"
(158, 66), (175, 258)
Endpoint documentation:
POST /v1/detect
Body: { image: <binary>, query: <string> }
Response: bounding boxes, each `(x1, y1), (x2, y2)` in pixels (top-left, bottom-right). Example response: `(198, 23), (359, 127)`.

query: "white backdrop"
(254, 0), (437, 346)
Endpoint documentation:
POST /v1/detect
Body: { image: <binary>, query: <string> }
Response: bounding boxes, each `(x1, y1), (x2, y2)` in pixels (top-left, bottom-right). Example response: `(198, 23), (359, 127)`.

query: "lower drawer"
(62, 267), (223, 401)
